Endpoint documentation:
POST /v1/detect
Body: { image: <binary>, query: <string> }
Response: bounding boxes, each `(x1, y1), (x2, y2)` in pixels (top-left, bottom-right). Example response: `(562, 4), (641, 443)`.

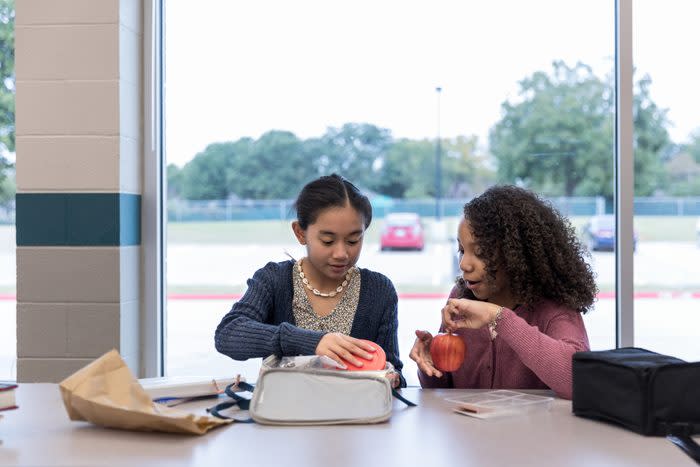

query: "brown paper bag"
(59, 349), (232, 435)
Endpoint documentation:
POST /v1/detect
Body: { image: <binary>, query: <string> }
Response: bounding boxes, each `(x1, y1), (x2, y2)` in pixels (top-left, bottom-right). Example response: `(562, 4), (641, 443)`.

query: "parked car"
(582, 214), (637, 252)
(380, 212), (425, 251)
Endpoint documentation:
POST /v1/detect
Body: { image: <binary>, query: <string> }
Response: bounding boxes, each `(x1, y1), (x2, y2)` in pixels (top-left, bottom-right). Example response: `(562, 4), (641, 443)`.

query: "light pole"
(435, 86), (442, 221)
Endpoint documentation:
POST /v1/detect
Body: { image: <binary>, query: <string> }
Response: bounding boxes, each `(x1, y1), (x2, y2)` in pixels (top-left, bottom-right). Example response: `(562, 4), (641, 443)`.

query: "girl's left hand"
(442, 299), (502, 333)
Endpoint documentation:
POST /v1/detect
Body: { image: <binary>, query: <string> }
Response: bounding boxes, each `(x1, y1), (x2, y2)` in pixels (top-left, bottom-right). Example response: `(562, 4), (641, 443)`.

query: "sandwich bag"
(572, 347), (700, 462)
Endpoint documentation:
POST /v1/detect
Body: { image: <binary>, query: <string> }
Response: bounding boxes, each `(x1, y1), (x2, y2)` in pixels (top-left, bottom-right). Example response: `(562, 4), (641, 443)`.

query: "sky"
(164, 0), (700, 167)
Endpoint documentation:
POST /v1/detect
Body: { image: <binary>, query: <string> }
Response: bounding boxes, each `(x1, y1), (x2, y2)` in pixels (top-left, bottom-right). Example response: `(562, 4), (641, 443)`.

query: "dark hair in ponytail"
(294, 174), (372, 230)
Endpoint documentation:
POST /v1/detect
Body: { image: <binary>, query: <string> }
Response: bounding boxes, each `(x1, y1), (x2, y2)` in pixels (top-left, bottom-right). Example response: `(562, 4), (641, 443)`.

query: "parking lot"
(165, 239), (700, 291)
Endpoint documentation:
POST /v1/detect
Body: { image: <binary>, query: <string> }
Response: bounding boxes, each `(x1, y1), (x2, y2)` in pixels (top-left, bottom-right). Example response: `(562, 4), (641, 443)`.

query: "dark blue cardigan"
(215, 260), (404, 384)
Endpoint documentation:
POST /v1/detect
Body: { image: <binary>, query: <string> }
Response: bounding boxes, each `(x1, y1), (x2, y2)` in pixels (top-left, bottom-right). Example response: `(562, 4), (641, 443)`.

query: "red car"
(380, 212), (425, 251)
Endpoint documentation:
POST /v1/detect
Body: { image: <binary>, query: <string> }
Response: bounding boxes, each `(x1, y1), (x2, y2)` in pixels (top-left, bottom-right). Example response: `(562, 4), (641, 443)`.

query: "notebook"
(138, 375), (241, 402)
(0, 382), (18, 411)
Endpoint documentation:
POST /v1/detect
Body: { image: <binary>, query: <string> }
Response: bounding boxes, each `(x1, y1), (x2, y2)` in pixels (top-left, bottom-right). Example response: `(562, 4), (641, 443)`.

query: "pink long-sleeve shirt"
(418, 298), (590, 399)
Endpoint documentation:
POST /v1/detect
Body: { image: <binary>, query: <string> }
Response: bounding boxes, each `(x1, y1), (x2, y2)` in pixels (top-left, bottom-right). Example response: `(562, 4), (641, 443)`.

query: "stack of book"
(1, 382), (18, 445)
(138, 375), (241, 407)
(0, 382), (17, 412)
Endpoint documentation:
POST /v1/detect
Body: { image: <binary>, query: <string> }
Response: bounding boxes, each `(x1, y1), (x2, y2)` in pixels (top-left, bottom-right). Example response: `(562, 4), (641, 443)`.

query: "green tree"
(228, 131), (313, 199)
(0, 0), (14, 201)
(0, 166), (13, 203)
(316, 123), (392, 190)
(686, 128), (700, 164)
(179, 141), (248, 200)
(166, 163), (183, 199)
(375, 135), (494, 199)
(664, 151), (700, 196)
(663, 131), (700, 196)
(490, 61), (611, 197)
(374, 138), (434, 198)
(441, 135), (495, 198)
(173, 123), (492, 202)
(490, 61), (670, 198)
(631, 75), (670, 195)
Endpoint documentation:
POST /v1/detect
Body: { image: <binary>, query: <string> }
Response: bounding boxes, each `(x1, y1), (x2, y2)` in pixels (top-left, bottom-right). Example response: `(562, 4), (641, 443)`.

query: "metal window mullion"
(142, 0), (165, 377)
(615, 0), (634, 348)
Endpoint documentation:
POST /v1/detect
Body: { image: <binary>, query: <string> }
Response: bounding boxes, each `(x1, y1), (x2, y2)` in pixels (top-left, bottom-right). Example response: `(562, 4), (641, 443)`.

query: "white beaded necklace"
(296, 259), (353, 298)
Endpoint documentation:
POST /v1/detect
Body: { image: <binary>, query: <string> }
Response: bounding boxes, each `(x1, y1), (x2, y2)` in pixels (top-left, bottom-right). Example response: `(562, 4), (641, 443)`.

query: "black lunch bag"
(572, 347), (700, 463)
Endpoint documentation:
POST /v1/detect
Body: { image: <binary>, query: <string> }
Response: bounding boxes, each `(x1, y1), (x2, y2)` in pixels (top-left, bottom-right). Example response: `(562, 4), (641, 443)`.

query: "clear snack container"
(446, 390), (554, 419)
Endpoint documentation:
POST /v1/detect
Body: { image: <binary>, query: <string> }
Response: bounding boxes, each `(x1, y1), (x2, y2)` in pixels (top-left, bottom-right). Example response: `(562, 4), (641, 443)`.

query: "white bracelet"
(488, 306), (504, 339)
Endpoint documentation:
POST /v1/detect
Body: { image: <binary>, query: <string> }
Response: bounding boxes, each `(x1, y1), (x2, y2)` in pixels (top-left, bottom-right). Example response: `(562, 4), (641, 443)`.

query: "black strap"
(207, 381), (255, 422)
(666, 423), (700, 464)
(392, 389), (417, 407)
(667, 435), (700, 464)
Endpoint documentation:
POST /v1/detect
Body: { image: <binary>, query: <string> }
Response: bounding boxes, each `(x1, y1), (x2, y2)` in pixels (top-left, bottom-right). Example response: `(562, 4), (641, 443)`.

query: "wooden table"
(0, 384), (695, 466)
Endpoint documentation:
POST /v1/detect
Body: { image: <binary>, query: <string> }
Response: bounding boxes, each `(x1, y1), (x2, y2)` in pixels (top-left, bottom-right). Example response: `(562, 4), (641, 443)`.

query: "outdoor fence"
(2, 197), (699, 225)
(165, 196), (700, 223)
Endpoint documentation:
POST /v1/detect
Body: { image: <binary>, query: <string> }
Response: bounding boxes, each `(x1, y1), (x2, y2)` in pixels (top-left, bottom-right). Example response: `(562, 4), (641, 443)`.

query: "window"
(155, 1), (680, 385)
(0, 0), (15, 380)
(632, 0), (700, 360)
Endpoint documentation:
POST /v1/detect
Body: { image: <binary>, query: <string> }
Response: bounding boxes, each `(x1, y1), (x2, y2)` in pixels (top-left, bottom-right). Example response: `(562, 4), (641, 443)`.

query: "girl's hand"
(442, 299), (503, 332)
(386, 370), (401, 388)
(315, 333), (376, 369)
(409, 330), (443, 378)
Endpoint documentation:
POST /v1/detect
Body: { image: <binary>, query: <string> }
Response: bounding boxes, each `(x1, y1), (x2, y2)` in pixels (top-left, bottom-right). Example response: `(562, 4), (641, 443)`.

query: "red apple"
(342, 339), (387, 371)
(430, 333), (466, 372)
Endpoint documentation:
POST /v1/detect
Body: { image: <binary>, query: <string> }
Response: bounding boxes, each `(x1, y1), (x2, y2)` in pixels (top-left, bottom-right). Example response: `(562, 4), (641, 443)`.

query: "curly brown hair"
(455, 185), (597, 313)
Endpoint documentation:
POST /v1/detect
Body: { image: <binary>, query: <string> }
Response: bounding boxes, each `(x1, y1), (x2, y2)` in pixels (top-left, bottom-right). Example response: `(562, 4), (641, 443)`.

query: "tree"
(686, 128), (700, 165)
(489, 61), (670, 198)
(316, 123), (392, 190)
(226, 131), (314, 199)
(663, 130), (700, 196)
(374, 135), (494, 199)
(179, 141), (249, 200)
(631, 75), (670, 196)
(440, 135), (495, 198)
(166, 163), (183, 199)
(373, 138), (433, 198)
(171, 122), (493, 202)
(490, 61), (611, 197)
(664, 152), (700, 196)
(0, 0), (14, 202)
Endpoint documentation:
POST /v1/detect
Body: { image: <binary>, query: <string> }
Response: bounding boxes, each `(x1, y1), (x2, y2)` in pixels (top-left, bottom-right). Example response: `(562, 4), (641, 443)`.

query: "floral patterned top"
(292, 260), (360, 335)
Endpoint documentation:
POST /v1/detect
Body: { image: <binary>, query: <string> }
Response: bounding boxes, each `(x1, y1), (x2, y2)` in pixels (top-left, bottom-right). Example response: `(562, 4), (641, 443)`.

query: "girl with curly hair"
(410, 185), (597, 399)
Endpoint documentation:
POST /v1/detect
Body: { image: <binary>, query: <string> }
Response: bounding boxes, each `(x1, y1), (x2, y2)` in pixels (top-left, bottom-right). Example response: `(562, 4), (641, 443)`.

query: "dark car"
(582, 215), (637, 252)
(380, 212), (425, 251)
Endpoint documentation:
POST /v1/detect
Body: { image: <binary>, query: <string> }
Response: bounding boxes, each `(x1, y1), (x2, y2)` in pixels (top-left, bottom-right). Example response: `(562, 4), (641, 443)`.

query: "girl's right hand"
(315, 333), (377, 369)
(409, 330), (443, 378)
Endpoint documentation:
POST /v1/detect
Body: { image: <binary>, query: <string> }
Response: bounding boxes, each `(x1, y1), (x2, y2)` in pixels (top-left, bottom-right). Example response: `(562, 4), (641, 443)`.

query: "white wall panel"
(15, 25), (119, 80)
(17, 247), (122, 303)
(16, 81), (120, 136)
(16, 136), (121, 191)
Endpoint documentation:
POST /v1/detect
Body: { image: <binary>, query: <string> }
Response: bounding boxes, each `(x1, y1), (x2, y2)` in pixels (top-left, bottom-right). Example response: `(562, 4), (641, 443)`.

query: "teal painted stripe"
(16, 193), (141, 246)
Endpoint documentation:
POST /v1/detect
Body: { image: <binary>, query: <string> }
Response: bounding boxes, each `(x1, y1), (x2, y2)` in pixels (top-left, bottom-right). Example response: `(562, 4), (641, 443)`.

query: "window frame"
(141, 0), (637, 376)
(142, 0), (164, 377)
(615, 0), (635, 347)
